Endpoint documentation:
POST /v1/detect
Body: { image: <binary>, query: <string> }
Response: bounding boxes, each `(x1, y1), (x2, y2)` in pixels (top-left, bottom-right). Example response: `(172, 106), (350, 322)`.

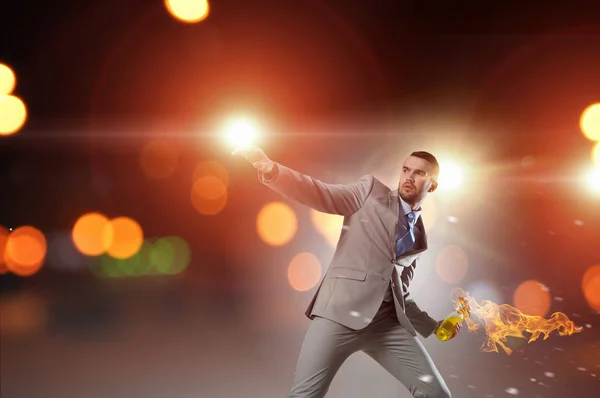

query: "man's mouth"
(402, 184), (415, 190)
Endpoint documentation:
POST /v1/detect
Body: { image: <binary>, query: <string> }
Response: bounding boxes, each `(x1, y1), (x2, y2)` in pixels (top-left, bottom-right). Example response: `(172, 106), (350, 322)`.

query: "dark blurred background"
(1, 1), (599, 397)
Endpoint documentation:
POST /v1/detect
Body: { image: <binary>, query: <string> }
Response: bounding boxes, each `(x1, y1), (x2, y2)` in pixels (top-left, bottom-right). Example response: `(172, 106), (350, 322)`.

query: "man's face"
(398, 156), (438, 205)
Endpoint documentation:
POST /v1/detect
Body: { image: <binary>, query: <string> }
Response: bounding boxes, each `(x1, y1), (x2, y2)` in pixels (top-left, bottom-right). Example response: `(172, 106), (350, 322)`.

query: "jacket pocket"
(327, 268), (367, 281)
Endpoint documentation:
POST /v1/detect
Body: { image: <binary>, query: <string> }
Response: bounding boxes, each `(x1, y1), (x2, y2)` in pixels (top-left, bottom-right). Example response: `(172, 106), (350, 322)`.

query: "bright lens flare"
(164, 0), (210, 23)
(587, 165), (600, 194)
(451, 288), (582, 355)
(438, 160), (464, 191)
(225, 118), (258, 149)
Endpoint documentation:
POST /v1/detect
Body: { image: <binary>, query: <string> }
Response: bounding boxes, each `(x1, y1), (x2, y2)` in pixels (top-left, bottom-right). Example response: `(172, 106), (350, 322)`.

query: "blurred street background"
(1, 1), (599, 397)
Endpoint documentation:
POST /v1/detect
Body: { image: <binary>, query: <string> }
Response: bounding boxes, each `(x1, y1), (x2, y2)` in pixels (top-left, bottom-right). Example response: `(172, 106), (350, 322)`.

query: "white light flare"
(437, 160), (464, 191)
(224, 117), (258, 150)
(587, 165), (600, 194)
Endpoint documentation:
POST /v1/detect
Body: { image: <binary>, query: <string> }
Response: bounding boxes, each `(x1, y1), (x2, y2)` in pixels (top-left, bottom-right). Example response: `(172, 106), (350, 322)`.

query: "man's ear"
(429, 180), (438, 192)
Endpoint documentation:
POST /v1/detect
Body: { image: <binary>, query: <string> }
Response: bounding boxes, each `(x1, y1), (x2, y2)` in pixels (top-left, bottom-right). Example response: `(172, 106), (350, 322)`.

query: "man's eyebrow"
(403, 166), (429, 175)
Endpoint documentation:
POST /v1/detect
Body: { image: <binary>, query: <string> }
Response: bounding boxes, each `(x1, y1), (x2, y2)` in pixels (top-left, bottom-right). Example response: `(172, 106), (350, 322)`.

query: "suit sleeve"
(257, 162), (374, 216)
(404, 298), (440, 338)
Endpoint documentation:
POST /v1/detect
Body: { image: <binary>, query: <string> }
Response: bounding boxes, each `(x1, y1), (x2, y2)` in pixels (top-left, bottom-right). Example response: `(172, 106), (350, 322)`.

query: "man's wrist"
(264, 160), (275, 174)
(263, 162), (278, 180)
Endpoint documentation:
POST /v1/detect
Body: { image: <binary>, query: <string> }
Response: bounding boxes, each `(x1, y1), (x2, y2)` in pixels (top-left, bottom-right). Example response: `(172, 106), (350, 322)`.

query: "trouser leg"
(363, 307), (451, 398)
(287, 317), (362, 398)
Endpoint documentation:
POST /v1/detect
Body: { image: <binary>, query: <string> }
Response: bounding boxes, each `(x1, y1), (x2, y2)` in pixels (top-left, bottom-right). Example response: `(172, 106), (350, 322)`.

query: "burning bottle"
(436, 297), (471, 341)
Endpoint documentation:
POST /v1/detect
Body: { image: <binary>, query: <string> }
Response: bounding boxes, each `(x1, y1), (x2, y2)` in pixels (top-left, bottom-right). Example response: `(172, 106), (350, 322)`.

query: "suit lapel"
(412, 216), (428, 252)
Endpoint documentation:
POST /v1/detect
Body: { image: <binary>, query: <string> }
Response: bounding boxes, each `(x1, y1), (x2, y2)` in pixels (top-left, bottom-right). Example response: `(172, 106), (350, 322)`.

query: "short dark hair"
(410, 151), (440, 177)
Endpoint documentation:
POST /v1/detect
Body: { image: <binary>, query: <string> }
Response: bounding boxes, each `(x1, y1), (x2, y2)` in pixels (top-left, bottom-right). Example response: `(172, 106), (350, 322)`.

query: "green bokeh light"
(88, 237), (190, 278)
(151, 236), (191, 275)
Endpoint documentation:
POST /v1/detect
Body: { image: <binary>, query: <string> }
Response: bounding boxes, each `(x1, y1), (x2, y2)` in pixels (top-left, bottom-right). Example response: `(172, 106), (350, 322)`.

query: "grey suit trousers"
(288, 300), (451, 398)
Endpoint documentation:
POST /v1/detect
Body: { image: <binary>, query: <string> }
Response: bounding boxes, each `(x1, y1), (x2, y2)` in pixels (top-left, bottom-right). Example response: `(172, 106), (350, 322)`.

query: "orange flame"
(452, 288), (583, 355)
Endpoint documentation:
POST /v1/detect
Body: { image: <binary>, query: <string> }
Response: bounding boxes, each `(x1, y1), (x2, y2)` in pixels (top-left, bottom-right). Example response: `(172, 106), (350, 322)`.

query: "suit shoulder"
(357, 174), (375, 184)
(355, 175), (391, 200)
(368, 176), (392, 192)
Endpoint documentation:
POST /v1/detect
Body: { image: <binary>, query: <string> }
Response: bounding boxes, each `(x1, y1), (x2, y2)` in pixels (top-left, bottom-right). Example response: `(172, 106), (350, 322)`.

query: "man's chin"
(399, 191), (416, 203)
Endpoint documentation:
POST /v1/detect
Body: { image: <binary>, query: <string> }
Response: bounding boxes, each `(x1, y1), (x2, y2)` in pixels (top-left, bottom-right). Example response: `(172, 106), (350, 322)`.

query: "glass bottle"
(436, 297), (470, 341)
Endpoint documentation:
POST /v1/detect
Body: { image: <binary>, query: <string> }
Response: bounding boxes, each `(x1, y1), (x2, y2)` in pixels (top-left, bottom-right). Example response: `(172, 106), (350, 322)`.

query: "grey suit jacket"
(259, 163), (439, 337)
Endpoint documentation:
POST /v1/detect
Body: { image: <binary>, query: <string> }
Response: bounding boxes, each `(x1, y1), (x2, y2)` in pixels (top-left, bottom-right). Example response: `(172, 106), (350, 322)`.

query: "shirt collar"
(398, 194), (421, 224)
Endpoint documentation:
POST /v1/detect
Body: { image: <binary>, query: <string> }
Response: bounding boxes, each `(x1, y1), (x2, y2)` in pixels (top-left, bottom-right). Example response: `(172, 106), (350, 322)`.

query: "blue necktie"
(396, 211), (416, 258)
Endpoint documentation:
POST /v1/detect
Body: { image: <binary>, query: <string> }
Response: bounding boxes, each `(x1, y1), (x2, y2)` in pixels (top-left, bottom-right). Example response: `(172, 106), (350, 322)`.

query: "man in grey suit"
(234, 146), (460, 398)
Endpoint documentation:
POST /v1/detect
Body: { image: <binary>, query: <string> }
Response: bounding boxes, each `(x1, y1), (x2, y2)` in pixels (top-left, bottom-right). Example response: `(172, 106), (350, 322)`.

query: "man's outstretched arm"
(233, 146), (374, 216)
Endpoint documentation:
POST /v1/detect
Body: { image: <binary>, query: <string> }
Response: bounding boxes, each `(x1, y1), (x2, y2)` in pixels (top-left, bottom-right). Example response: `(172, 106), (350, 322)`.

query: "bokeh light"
(0, 225), (10, 273)
(0, 63), (16, 96)
(164, 0), (210, 23)
(435, 245), (469, 284)
(580, 102), (600, 141)
(193, 175), (226, 200)
(72, 212), (113, 256)
(89, 237), (191, 278)
(583, 275), (600, 312)
(4, 226), (47, 276)
(309, 209), (343, 247)
(287, 252), (322, 292)
(119, 241), (153, 276)
(151, 236), (191, 275)
(96, 241), (152, 277)
(256, 202), (298, 246)
(190, 161), (229, 216)
(106, 217), (144, 259)
(582, 265), (600, 311)
(0, 95), (27, 136)
(91, 254), (122, 278)
(192, 160), (230, 187)
(190, 176), (228, 215)
(582, 264), (600, 291)
(512, 280), (551, 317)
(139, 140), (179, 179)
